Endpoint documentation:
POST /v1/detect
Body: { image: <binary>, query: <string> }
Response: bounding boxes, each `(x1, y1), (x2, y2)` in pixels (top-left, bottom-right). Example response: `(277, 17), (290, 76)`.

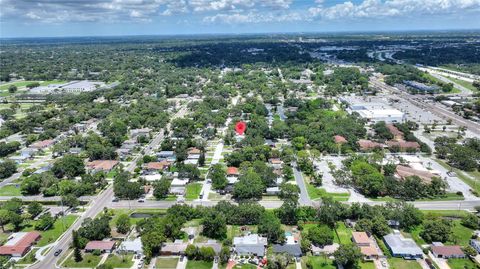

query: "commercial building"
(403, 81), (440, 93)
(30, 81), (106, 94)
(0, 232), (41, 257)
(340, 98), (405, 124)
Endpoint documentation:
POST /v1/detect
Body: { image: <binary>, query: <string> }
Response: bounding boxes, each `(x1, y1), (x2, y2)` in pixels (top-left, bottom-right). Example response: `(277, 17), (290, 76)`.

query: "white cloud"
(203, 10), (303, 24)
(309, 0), (480, 20)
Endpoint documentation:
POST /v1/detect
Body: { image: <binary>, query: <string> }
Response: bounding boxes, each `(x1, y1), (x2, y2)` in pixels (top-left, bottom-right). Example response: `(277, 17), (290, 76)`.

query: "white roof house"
(383, 231), (423, 259)
(171, 178), (188, 187)
(119, 238), (143, 254)
(142, 174), (161, 182)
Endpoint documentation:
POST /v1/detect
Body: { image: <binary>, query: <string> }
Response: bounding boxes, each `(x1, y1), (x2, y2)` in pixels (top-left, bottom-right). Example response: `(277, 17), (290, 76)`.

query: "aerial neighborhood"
(0, 29), (480, 269)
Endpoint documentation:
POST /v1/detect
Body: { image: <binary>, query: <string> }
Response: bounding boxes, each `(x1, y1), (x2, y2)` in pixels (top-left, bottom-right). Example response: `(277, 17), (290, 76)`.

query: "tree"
(283, 164), (294, 181)
(463, 245), (477, 257)
(116, 214), (131, 234)
(74, 247), (83, 262)
(21, 175), (42, 195)
(153, 180), (171, 199)
(52, 155), (85, 178)
(233, 169), (264, 200)
(0, 160), (17, 179)
(333, 244), (362, 268)
(35, 213), (55, 230)
(308, 225), (334, 247)
(185, 244), (198, 260)
(8, 85), (17, 93)
(8, 212), (23, 231)
(219, 246), (230, 264)
(199, 246), (215, 261)
(461, 214), (480, 230)
(279, 183), (300, 203)
(258, 212), (284, 243)
(420, 218), (452, 243)
(0, 210), (10, 232)
(62, 194), (80, 208)
(78, 216), (111, 241)
(210, 164), (227, 190)
(202, 211), (227, 240)
(141, 231), (165, 259)
(266, 254), (292, 269)
(113, 172), (143, 200)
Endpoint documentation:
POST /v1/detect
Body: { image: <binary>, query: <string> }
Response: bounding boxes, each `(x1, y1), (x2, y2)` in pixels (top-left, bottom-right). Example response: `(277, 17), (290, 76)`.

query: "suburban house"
(334, 135), (348, 144)
(272, 232), (302, 257)
(227, 167), (240, 185)
(352, 232), (379, 260)
(20, 148), (38, 159)
(157, 151), (176, 162)
(144, 161), (171, 173)
(386, 140), (420, 151)
(268, 158), (283, 169)
(431, 244), (465, 259)
(187, 147), (201, 159)
(266, 187), (280, 195)
(383, 231), (423, 259)
(30, 139), (55, 149)
(311, 243), (339, 256)
(84, 241), (116, 253)
(358, 139), (383, 151)
(160, 240), (188, 255)
(233, 234), (268, 257)
(194, 241), (222, 254)
(119, 238), (143, 254)
(130, 128), (151, 138)
(86, 160), (119, 173)
(0, 232), (41, 257)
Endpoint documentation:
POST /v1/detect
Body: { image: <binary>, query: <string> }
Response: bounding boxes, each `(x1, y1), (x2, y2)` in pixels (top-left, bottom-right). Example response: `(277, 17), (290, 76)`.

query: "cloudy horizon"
(1, 0), (480, 38)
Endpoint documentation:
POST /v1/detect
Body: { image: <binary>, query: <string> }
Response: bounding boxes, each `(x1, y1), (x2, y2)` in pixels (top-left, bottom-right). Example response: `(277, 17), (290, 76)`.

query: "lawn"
(103, 254), (134, 268)
(388, 258), (422, 269)
(334, 222), (352, 244)
(447, 258), (479, 269)
(232, 264), (257, 269)
(185, 183), (202, 200)
(23, 215), (78, 247)
(409, 220), (473, 246)
(186, 260), (213, 269)
(156, 257), (179, 269)
(304, 179), (349, 201)
(301, 256), (336, 269)
(0, 184), (22, 196)
(444, 76), (478, 92)
(62, 253), (102, 268)
(359, 261), (376, 269)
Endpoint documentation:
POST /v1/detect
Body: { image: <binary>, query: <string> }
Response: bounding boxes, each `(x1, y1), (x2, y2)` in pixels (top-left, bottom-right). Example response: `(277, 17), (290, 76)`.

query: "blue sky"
(1, 0), (480, 38)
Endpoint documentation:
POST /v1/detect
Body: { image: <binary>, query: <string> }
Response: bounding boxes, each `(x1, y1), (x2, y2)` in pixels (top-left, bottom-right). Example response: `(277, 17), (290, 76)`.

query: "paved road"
(0, 153), (52, 188)
(0, 195), (93, 202)
(292, 161), (312, 206)
(29, 104), (190, 269)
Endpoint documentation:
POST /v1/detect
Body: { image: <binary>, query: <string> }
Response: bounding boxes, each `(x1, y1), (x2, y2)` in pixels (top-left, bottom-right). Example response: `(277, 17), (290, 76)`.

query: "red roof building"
(187, 148), (201, 155)
(86, 160), (119, 172)
(431, 245), (465, 259)
(395, 165), (436, 183)
(145, 160), (171, 171)
(0, 232), (41, 257)
(386, 124), (404, 140)
(85, 241), (116, 253)
(358, 139), (383, 151)
(227, 167), (239, 176)
(334, 135), (347, 144)
(30, 139), (55, 149)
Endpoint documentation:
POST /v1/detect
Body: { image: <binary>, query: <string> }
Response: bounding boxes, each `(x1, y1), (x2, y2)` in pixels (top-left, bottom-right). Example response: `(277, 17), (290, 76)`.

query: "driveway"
(428, 252), (451, 269)
(176, 257), (187, 269)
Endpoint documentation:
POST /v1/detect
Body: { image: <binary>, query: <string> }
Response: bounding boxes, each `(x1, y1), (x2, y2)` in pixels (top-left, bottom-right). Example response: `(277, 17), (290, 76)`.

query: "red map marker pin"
(235, 121), (247, 135)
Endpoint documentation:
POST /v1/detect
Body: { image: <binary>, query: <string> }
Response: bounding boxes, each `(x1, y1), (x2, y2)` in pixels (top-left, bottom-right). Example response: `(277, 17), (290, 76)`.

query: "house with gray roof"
(272, 243), (302, 257)
(383, 230), (423, 259)
(119, 238), (143, 254)
(233, 234), (267, 257)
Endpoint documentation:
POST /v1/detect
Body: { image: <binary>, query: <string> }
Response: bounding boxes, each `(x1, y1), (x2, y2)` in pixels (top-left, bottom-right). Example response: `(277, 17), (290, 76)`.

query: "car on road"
(54, 249), (63, 256)
(137, 198), (145, 203)
(112, 197), (119, 202)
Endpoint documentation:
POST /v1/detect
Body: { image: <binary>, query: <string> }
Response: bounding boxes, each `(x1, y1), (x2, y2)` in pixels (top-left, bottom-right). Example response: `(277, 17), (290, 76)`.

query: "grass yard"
(23, 215), (78, 247)
(62, 253), (102, 268)
(445, 76), (478, 92)
(447, 258), (479, 269)
(185, 260), (213, 269)
(388, 258), (422, 269)
(334, 222), (353, 244)
(0, 184), (22, 196)
(408, 220), (473, 246)
(301, 256), (336, 269)
(227, 225), (257, 241)
(304, 179), (349, 201)
(185, 183), (202, 200)
(156, 257), (179, 269)
(232, 264), (257, 269)
(359, 261), (376, 269)
(103, 254), (134, 268)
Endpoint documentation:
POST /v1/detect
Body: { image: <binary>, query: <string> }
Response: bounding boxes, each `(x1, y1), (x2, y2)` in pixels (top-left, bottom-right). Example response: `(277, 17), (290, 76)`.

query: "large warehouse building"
(340, 98), (405, 124)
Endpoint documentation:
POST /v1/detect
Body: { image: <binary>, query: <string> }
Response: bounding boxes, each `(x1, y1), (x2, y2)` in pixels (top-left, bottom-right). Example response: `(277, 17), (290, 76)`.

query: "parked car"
(138, 198), (145, 203)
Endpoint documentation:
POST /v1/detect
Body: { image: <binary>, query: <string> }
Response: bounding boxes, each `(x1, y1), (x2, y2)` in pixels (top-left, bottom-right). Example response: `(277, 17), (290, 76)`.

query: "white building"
(346, 102), (405, 124)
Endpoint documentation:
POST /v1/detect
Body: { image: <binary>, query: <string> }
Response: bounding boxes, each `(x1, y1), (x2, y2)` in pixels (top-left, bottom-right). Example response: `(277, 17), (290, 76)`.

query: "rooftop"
(85, 240), (115, 251)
